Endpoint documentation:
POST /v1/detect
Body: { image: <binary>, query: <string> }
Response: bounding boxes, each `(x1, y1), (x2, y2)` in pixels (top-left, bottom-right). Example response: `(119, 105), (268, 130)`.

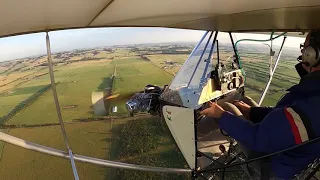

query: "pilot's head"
(299, 30), (320, 73)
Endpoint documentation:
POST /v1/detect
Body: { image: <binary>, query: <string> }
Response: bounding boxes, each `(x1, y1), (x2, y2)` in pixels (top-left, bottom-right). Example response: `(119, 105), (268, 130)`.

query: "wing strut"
(46, 32), (80, 180)
(0, 132), (191, 174)
(258, 35), (287, 105)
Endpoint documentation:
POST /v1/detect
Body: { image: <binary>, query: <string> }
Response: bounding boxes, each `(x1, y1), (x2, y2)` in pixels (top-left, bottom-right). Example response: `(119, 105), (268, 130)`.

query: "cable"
(197, 150), (224, 166)
(234, 31), (287, 72)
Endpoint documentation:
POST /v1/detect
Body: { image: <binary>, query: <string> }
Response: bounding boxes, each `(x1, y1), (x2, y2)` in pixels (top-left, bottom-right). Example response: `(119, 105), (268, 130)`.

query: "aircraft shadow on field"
(0, 85), (52, 124)
(7, 84), (49, 96)
(97, 76), (113, 91)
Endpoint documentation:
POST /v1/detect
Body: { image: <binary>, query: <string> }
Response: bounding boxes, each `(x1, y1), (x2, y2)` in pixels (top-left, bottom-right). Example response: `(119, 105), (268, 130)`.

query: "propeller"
(104, 92), (137, 101)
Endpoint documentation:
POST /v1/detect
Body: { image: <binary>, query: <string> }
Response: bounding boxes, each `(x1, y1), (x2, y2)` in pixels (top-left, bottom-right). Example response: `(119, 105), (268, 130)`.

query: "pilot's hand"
(233, 101), (251, 119)
(200, 102), (225, 118)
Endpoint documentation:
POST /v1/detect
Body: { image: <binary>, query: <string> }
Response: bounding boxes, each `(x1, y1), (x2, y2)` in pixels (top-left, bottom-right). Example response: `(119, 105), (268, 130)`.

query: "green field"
(110, 57), (173, 114)
(0, 66), (51, 120)
(0, 48), (186, 180)
(0, 50), (191, 126)
(0, 120), (113, 180)
(241, 57), (299, 106)
(146, 54), (189, 75)
(0, 94), (33, 118)
(0, 50), (116, 124)
(6, 56), (173, 125)
(0, 44), (309, 180)
(111, 117), (189, 180)
(7, 60), (114, 125)
(0, 129), (8, 161)
(0, 115), (188, 180)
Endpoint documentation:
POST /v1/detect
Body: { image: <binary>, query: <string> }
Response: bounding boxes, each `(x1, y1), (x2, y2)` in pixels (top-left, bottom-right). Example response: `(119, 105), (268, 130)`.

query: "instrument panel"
(198, 69), (245, 104)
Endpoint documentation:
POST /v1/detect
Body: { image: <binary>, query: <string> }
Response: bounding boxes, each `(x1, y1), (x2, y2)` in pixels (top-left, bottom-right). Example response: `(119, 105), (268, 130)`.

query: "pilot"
(200, 30), (320, 180)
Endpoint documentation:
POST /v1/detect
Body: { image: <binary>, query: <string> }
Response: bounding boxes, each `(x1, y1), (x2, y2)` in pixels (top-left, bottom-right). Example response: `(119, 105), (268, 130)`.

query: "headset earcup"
(302, 46), (319, 67)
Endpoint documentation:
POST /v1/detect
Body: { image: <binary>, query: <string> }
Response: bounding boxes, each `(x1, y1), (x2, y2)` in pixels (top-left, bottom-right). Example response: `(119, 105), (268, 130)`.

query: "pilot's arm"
(201, 102), (300, 153)
(247, 92), (293, 123)
(234, 101), (274, 123)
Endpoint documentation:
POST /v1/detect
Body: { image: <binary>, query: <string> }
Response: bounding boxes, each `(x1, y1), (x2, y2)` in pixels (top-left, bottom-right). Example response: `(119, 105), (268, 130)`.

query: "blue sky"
(0, 27), (304, 61)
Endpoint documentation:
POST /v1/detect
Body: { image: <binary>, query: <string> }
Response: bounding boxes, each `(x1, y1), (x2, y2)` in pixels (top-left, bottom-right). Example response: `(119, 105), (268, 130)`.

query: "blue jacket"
(219, 71), (320, 179)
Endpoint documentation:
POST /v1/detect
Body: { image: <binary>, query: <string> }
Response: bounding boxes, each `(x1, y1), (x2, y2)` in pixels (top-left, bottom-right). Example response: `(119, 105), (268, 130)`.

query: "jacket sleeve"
(249, 106), (273, 123)
(219, 107), (299, 153)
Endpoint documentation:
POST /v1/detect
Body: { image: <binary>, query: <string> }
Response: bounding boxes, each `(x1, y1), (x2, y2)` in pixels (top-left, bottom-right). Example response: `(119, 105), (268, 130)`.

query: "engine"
(125, 84), (165, 116)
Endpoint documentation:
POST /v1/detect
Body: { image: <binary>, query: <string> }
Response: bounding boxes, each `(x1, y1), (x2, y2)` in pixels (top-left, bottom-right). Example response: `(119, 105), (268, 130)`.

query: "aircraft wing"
(1, 0), (320, 38)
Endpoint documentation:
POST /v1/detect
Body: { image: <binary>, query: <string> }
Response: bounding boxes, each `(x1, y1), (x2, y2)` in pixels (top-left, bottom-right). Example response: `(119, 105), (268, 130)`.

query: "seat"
(293, 157), (320, 180)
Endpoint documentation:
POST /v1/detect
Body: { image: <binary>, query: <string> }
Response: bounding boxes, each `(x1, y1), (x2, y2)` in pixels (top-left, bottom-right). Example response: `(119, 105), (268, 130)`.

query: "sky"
(0, 27), (306, 61)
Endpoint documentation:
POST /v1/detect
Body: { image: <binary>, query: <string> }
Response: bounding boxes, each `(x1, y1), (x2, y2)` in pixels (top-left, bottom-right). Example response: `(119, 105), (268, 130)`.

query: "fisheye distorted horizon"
(0, 27), (304, 62)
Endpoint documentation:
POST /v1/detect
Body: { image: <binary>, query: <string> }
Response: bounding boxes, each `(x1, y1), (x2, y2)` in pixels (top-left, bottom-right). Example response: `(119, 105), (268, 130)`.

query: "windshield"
(160, 31), (217, 109)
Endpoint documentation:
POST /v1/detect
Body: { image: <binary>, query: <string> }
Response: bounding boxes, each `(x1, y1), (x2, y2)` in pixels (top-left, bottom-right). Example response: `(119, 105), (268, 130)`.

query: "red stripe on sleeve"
(284, 108), (302, 144)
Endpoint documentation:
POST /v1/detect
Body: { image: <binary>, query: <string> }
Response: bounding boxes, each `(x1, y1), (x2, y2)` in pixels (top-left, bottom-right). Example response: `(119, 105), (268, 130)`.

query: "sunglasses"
(298, 43), (304, 63)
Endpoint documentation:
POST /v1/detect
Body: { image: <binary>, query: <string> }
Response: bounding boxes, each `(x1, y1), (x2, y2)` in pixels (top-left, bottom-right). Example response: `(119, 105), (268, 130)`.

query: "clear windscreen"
(160, 32), (216, 109)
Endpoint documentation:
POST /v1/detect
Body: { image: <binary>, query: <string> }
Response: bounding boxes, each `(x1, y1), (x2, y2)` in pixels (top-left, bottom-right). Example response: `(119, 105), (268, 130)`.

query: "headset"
(302, 30), (320, 67)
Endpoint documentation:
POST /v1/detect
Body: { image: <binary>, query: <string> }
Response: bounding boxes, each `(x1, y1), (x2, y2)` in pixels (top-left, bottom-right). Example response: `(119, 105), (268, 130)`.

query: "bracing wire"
(234, 31), (287, 69)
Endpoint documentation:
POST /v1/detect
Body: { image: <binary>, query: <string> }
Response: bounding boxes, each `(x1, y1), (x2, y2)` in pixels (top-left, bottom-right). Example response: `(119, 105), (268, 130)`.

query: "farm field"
(0, 49), (116, 125)
(0, 115), (188, 180)
(146, 54), (189, 75)
(0, 67), (50, 118)
(109, 57), (173, 115)
(109, 116), (189, 180)
(0, 42), (307, 180)
(0, 120), (113, 180)
(0, 46), (189, 180)
(241, 56), (299, 106)
(7, 60), (114, 125)
(6, 56), (173, 125)
(0, 129), (8, 161)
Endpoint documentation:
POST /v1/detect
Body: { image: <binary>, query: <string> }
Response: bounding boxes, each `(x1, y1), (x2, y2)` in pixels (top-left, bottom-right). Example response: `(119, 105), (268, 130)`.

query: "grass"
(110, 57), (173, 115)
(114, 117), (190, 180)
(5, 55), (173, 125)
(0, 129), (8, 161)
(1, 50), (175, 126)
(118, 151), (190, 180)
(0, 94), (33, 118)
(1, 50), (298, 123)
(17, 73), (50, 88)
(241, 57), (299, 106)
(0, 47), (306, 180)
(146, 54), (189, 75)
(0, 66), (51, 118)
(0, 114), (188, 180)
(7, 60), (114, 125)
(0, 120), (114, 180)
(0, 84), (51, 124)
(0, 66), (47, 89)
